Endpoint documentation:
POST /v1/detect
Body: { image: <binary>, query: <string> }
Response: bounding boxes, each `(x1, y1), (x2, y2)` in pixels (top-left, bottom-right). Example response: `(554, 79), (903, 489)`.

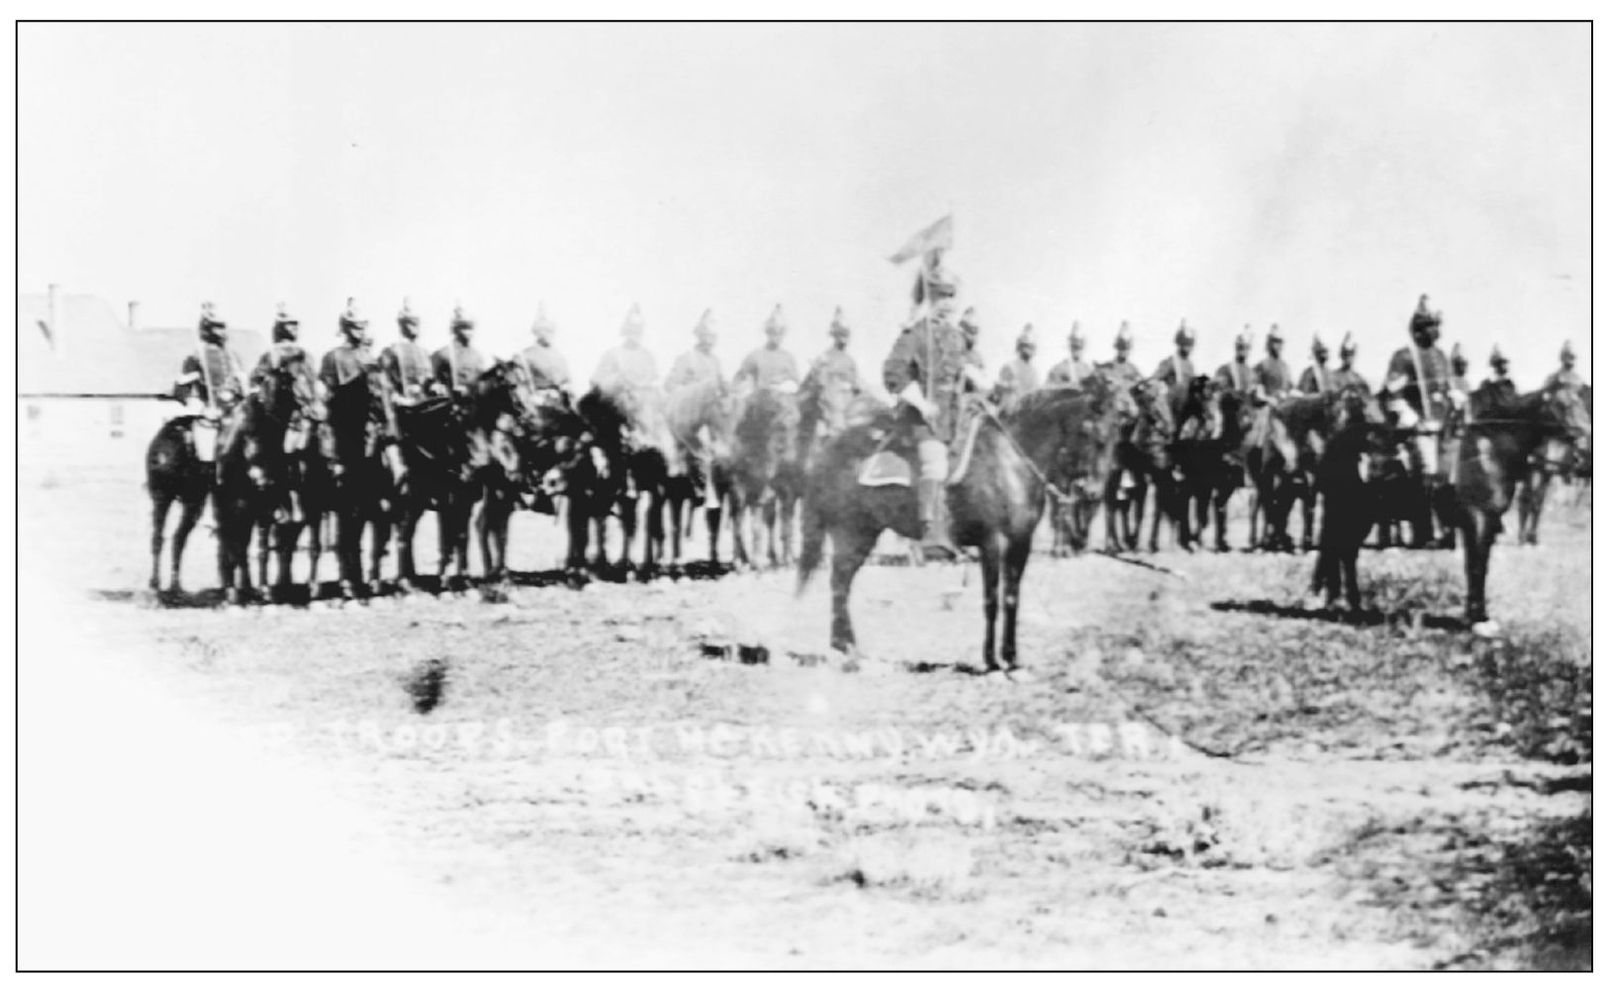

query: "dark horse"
(1516, 384), (1590, 545)
(1248, 391), (1348, 552)
(569, 386), (682, 575)
(323, 373), (400, 598)
(1153, 375), (1221, 552)
(1304, 386), (1391, 612)
(394, 391), (480, 591)
(798, 386), (1114, 672)
(146, 410), (222, 594)
(1180, 380), (1255, 554)
(476, 375), (587, 584)
(213, 359), (319, 604)
(1047, 374), (1132, 556)
(1103, 379), (1174, 552)
(1452, 383), (1590, 634)
(729, 385), (804, 569)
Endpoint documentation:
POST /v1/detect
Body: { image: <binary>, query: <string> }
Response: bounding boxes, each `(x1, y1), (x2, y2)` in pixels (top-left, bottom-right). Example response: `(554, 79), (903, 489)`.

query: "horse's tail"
(795, 477), (827, 597)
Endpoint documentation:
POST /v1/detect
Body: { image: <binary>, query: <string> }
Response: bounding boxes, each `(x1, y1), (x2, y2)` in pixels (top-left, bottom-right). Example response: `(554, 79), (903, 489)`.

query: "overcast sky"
(19, 22), (1589, 386)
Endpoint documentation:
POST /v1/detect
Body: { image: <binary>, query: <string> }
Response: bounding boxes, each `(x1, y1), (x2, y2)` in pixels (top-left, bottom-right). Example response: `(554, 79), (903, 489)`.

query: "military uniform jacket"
(1545, 367), (1585, 393)
(1153, 354), (1196, 391)
(1253, 356), (1293, 398)
(519, 342), (571, 391)
(800, 348), (865, 415)
(735, 346), (800, 389)
(1213, 360), (1258, 395)
(1298, 363), (1338, 395)
(882, 314), (968, 443)
(1384, 345), (1452, 418)
(320, 344), (380, 391)
(592, 344), (659, 397)
(252, 341), (316, 388)
(1330, 366), (1370, 393)
(174, 342), (246, 404)
(665, 348), (724, 392)
(1046, 357), (1095, 388)
(432, 342), (490, 395)
(995, 358), (1040, 410)
(1098, 358), (1143, 391)
(380, 340), (433, 400)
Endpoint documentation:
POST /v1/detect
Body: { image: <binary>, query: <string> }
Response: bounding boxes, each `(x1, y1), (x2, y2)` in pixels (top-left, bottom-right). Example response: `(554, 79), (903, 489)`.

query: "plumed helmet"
(694, 308), (716, 340)
(926, 265), (960, 300)
(271, 302), (299, 341)
(1068, 320), (1085, 347)
(1340, 332), (1357, 355)
(1234, 325), (1253, 351)
(531, 303), (556, 340)
(957, 306), (981, 337)
(1115, 321), (1134, 350)
(1311, 333), (1328, 356)
(621, 303), (645, 338)
(764, 304), (787, 338)
(1561, 339), (1576, 361)
(1267, 323), (1284, 345)
(339, 298), (368, 333)
(197, 301), (226, 337)
(1174, 319), (1195, 346)
(1490, 344), (1509, 368)
(397, 297), (419, 327)
(828, 306), (850, 338)
(1409, 294), (1442, 334)
(1449, 342), (1467, 366)
(1017, 323), (1037, 353)
(273, 302), (298, 328)
(450, 303), (474, 331)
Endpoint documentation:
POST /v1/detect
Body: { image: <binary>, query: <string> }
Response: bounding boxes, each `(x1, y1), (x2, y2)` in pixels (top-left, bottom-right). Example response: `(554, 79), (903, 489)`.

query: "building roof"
(18, 293), (266, 396)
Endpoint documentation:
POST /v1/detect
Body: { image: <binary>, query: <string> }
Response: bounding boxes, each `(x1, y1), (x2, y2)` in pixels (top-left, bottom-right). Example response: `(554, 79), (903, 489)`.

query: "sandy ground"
(17, 455), (1592, 969)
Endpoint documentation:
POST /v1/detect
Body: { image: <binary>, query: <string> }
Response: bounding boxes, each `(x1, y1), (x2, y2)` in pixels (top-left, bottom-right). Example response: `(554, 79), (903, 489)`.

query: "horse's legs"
(706, 499), (723, 564)
(1460, 506), (1493, 626)
(1147, 476), (1165, 553)
(979, 535), (1003, 672)
(1001, 533), (1033, 669)
(826, 523), (876, 654)
(644, 491), (663, 570)
(1127, 477), (1146, 552)
(306, 508), (325, 596)
(170, 491), (204, 594)
(150, 494), (173, 591)
(1299, 478), (1317, 551)
(780, 494), (797, 567)
(761, 497), (779, 568)
(397, 501), (420, 584)
(668, 493), (684, 565)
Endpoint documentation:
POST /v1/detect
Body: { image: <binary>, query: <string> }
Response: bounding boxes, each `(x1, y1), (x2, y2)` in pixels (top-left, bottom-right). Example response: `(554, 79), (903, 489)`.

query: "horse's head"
(257, 354), (319, 427)
(1329, 382), (1385, 432)
(1543, 383), (1593, 459)
(1176, 374), (1222, 440)
(735, 386), (801, 480)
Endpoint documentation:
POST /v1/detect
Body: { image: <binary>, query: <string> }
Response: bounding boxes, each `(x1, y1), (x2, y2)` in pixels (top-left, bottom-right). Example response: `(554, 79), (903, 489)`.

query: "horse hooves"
(1470, 619), (1500, 639)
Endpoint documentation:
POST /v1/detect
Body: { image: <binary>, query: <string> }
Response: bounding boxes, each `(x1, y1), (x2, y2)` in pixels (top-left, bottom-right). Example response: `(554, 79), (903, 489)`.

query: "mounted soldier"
(1449, 342), (1472, 398)
(592, 303), (660, 408)
(1381, 294), (1455, 547)
(734, 304), (800, 395)
(1152, 319), (1197, 395)
(881, 256), (979, 560)
(1046, 321), (1095, 388)
(1099, 321), (1143, 390)
(1212, 325), (1259, 396)
(171, 301), (247, 464)
(517, 303), (572, 398)
(666, 308), (725, 394)
(251, 303), (320, 521)
(378, 298), (435, 406)
(1481, 344), (1517, 399)
(1297, 334), (1335, 395)
(994, 324), (1040, 413)
(433, 305), (490, 398)
(1544, 340), (1584, 396)
(1332, 333), (1369, 392)
(1253, 324), (1293, 403)
(798, 306), (867, 458)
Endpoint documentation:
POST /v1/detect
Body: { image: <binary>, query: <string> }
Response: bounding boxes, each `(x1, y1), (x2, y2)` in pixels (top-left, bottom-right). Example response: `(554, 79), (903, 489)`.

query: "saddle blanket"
(855, 415), (986, 488)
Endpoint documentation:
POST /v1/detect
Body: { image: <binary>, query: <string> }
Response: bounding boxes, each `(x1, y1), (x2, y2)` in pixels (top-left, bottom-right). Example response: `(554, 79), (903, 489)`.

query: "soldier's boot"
(916, 477), (958, 562)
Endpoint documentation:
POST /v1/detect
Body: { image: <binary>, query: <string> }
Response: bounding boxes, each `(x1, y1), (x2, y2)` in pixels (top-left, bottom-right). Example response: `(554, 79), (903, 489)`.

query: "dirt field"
(18, 455), (1592, 969)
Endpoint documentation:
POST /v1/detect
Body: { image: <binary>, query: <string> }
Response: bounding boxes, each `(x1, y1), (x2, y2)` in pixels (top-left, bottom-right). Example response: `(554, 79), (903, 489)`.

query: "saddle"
(855, 413), (986, 488)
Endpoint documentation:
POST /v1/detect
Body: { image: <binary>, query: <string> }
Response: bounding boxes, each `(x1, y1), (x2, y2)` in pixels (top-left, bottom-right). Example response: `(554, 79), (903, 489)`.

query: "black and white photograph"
(16, 17), (1593, 969)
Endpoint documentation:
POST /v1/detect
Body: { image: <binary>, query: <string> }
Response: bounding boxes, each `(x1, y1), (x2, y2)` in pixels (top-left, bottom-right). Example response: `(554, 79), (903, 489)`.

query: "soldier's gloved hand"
(897, 381), (937, 423)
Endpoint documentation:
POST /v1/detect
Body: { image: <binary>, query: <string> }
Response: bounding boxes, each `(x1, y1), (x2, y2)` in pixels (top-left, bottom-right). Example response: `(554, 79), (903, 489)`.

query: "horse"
(1304, 387), (1391, 612)
(213, 358), (319, 604)
(727, 384), (804, 569)
(797, 386), (1114, 672)
(476, 375), (586, 584)
(145, 410), (223, 594)
(1102, 379), (1174, 552)
(1516, 384), (1590, 545)
(570, 386), (683, 575)
(1154, 375), (1221, 552)
(1180, 382), (1255, 554)
(393, 390), (481, 592)
(320, 374), (401, 598)
(1046, 374), (1132, 557)
(1453, 383), (1591, 635)
(663, 378), (738, 565)
(257, 375), (341, 601)
(1247, 392), (1342, 552)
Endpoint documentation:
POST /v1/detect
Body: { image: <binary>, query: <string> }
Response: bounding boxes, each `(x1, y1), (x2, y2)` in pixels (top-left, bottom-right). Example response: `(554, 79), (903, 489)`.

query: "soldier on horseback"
(1099, 322), (1143, 390)
(1298, 334), (1336, 395)
(518, 304), (572, 397)
(1332, 333), (1369, 392)
(378, 299), (434, 406)
(250, 303), (320, 521)
(1482, 345), (1517, 399)
(1545, 339), (1584, 395)
(1212, 326), (1259, 396)
(735, 304), (800, 394)
(1449, 343), (1472, 398)
(880, 261), (979, 561)
(1046, 321), (1095, 388)
(592, 304), (660, 405)
(666, 309), (725, 392)
(1253, 324), (1293, 402)
(1152, 320), (1197, 395)
(1382, 294), (1456, 547)
(171, 301), (247, 463)
(798, 307), (866, 457)
(994, 324), (1040, 412)
(433, 305), (490, 397)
